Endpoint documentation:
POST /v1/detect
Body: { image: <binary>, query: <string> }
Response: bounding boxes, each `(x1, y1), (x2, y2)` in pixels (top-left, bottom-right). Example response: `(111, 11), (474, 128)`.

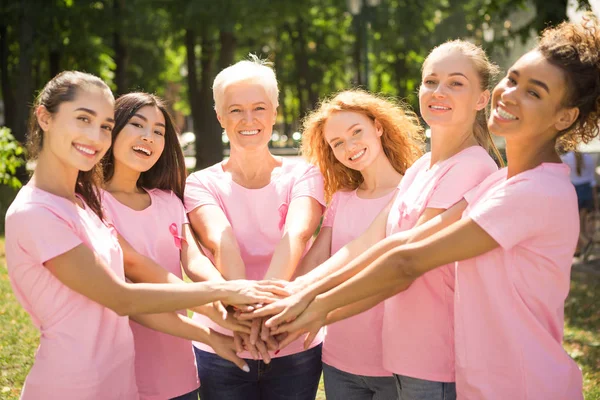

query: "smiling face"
(323, 110), (384, 171)
(38, 86), (114, 172)
(419, 50), (489, 130)
(217, 81), (277, 151)
(111, 105), (166, 173)
(489, 50), (575, 143)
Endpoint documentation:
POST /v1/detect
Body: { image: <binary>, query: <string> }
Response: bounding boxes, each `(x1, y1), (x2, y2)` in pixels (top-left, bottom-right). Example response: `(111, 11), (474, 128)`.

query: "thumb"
(227, 350), (251, 373)
(303, 329), (319, 350)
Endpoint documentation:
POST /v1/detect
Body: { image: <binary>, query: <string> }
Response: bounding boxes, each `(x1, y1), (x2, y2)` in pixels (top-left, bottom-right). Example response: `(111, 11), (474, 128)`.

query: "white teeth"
(350, 149), (366, 161)
(74, 144), (95, 155)
(430, 105), (450, 110)
(240, 130), (259, 136)
(132, 146), (152, 156)
(497, 107), (517, 120)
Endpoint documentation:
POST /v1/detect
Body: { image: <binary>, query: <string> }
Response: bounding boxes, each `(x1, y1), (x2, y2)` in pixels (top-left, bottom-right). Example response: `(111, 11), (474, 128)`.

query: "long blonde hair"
(301, 90), (424, 202)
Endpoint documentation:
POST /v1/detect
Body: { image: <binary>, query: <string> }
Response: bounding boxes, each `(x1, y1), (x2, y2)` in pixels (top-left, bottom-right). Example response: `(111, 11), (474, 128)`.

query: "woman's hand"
(233, 331), (273, 364)
(221, 279), (291, 307)
(206, 330), (250, 372)
(194, 302), (253, 334)
(237, 291), (314, 329)
(270, 296), (328, 350)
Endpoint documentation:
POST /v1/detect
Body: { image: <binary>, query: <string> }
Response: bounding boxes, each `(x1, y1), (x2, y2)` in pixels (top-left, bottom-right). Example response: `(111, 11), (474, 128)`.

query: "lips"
(132, 145), (152, 156)
(429, 104), (451, 111)
(349, 148), (366, 161)
(73, 143), (98, 157)
(239, 129), (260, 136)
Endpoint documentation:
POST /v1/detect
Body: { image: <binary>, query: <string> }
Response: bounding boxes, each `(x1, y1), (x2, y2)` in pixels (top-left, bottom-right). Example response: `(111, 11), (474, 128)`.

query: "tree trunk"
(0, 24), (15, 132)
(218, 29), (236, 70)
(185, 29), (202, 170)
(197, 31), (222, 169)
(113, 0), (128, 95)
(49, 50), (61, 78)
(15, 2), (33, 144)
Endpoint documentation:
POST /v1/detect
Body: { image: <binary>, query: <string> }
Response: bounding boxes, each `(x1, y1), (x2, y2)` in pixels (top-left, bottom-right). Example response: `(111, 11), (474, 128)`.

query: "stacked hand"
(204, 278), (328, 365)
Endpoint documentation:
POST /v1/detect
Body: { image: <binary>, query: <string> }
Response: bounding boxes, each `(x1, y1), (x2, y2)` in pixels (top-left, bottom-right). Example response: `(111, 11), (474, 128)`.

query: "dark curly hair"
(538, 14), (600, 150)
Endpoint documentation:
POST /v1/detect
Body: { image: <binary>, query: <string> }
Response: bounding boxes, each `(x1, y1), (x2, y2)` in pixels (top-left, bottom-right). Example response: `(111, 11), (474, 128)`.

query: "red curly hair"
(301, 90), (424, 202)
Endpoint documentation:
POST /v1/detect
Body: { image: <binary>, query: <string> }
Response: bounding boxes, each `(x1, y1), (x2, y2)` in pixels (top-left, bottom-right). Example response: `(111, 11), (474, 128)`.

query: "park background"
(0, 0), (600, 398)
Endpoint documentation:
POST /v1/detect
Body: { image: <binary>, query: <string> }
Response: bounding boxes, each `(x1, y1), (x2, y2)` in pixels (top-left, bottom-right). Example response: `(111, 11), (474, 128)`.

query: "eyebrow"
(509, 69), (550, 94)
(228, 102), (267, 108)
(425, 72), (469, 79)
(74, 107), (115, 123)
(132, 113), (166, 128)
(328, 123), (360, 143)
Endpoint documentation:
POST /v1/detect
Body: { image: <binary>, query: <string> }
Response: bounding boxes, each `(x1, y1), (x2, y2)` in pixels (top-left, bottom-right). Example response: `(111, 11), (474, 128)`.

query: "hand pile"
(206, 278), (329, 367)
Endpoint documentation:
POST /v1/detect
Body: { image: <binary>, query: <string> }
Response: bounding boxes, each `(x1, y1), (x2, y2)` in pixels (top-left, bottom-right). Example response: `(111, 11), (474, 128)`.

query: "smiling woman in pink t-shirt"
(253, 17), (600, 400)
(101, 92), (265, 400)
(294, 90), (423, 399)
(183, 56), (325, 400)
(4, 72), (289, 400)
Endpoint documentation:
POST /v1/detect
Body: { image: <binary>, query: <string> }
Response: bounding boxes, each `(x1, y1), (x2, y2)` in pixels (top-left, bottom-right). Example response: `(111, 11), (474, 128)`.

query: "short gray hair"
(213, 54), (279, 112)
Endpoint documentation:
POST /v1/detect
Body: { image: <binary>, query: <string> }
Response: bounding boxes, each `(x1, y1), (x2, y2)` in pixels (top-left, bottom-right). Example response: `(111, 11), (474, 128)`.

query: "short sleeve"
(321, 192), (341, 228)
(290, 164), (325, 207)
(7, 206), (83, 265)
(184, 172), (220, 212)
(468, 180), (549, 250)
(428, 154), (497, 209)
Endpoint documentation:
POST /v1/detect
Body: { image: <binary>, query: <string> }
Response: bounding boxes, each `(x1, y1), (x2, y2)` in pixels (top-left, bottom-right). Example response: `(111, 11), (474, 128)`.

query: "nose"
(243, 109), (254, 122)
(500, 85), (517, 105)
(432, 84), (447, 98)
(141, 129), (154, 144)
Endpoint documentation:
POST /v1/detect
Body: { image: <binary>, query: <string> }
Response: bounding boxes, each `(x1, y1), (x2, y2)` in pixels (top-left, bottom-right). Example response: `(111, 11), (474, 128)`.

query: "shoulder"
(281, 158), (319, 176)
(455, 146), (497, 170)
(6, 191), (76, 231)
(186, 162), (223, 184)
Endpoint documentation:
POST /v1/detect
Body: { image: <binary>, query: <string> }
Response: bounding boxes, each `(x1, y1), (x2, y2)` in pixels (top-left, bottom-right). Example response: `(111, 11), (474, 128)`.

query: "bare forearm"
(264, 232), (311, 280)
(130, 312), (212, 344)
(325, 287), (398, 325)
(213, 240), (246, 280)
(185, 256), (226, 282)
(119, 281), (229, 315)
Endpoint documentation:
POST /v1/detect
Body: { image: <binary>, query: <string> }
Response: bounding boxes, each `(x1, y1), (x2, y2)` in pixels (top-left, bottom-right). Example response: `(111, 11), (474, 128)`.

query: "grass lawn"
(0, 235), (597, 399)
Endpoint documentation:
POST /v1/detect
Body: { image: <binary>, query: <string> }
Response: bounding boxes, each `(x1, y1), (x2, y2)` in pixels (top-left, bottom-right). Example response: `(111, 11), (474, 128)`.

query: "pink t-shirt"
(4, 185), (138, 400)
(102, 189), (199, 400)
(456, 164), (583, 399)
(384, 146), (497, 381)
(321, 189), (396, 376)
(184, 158), (326, 358)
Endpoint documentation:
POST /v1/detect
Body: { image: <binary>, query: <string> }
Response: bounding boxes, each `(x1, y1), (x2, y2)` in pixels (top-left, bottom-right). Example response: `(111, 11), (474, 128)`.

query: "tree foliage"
(0, 0), (591, 171)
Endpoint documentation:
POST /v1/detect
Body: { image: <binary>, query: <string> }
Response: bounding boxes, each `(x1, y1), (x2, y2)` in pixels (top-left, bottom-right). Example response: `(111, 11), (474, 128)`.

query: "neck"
(225, 145), (279, 179)
(104, 162), (143, 194)
(429, 124), (478, 166)
(30, 149), (80, 202)
(505, 135), (559, 178)
(359, 152), (402, 192)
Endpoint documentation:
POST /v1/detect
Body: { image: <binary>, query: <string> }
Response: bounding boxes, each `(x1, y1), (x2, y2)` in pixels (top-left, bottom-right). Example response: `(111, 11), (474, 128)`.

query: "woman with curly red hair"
(295, 89), (423, 399)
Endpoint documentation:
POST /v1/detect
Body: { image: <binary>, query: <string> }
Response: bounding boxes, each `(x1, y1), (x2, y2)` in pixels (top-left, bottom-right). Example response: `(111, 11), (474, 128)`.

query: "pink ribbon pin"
(169, 223), (186, 250)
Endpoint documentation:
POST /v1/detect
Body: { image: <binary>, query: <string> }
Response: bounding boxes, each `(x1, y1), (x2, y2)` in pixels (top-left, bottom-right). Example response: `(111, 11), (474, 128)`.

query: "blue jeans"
(171, 388), (199, 400)
(323, 363), (398, 400)
(394, 374), (456, 400)
(194, 345), (322, 400)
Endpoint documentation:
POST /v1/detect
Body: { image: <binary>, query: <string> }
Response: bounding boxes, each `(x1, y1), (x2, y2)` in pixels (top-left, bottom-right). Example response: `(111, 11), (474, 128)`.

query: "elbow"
(393, 252), (420, 282)
(287, 227), (315, 246)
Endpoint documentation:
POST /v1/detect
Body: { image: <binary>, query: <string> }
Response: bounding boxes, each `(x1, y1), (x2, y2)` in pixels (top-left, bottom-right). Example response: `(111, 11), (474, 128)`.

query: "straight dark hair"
(102, 92), (187, 201)
(27, 70), (113, 219)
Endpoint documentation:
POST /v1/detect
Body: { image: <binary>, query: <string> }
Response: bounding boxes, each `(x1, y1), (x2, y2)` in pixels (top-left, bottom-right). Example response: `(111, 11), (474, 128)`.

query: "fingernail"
(274, 350), (280, 355)
(243, 365), (250, 373)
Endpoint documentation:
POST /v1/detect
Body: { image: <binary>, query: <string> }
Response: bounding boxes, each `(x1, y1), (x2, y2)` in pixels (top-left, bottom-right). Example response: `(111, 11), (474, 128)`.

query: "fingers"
(260, 320), (270, 342)
(303, 329), (319, 350)
(233, 332), (244, 354)
(276, 329), (305, 350)
(264, 309), (294, 328)
(264, 333), (279, 351)
(256, 284), (293, 298)
(250, 318), (261, 345)
(254, 339), (271, 364)
(223, 349), (250, 373)
(238, 303), (283, 320)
